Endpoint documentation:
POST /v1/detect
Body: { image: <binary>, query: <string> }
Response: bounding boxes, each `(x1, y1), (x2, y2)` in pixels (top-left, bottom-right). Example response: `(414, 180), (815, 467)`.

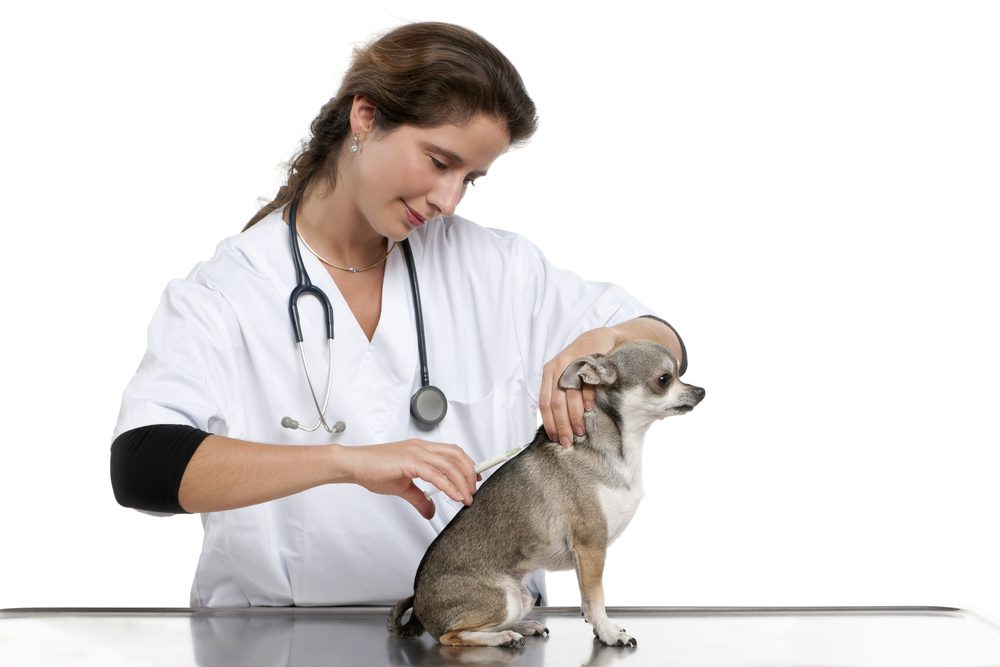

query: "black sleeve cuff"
(638, 315), (688, 376)
(110, 424), (210, 514)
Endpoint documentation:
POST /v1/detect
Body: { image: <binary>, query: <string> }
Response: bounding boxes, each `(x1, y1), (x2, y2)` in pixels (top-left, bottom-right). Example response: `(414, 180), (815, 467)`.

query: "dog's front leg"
(572, 545), (636, 647)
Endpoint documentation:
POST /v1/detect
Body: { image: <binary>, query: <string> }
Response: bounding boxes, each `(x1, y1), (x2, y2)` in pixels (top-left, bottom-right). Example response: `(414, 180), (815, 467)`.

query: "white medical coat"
(114, 209), (655, 607)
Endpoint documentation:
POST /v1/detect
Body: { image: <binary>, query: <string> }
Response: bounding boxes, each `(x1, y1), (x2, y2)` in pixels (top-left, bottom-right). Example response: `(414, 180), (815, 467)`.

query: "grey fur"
(388, 339), (705, 647)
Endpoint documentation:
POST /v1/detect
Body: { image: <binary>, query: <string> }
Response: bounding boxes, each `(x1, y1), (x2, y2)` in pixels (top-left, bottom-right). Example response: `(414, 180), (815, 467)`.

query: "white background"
(1, 0), (998, 626)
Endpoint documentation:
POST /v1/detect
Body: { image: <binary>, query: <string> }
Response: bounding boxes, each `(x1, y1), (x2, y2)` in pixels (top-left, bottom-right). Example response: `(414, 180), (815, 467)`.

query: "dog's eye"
(657, 374), (671, 387)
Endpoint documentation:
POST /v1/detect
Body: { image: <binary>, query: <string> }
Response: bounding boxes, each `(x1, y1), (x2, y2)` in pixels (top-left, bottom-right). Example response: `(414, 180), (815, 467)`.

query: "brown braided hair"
(244, 22), (538, 230)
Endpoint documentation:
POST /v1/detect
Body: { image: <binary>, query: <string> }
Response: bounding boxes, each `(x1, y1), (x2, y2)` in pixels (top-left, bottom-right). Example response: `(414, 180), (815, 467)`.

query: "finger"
(426, 448), (475, 501)
(565, 388), (586, 437)
(539, 367), (557, 441)
(424, 454), (476, 505)
(582, 385), (596, 412)
(400, 482), (436, 520)
(418, 463), (467, 505)
(550, 387), (574, 448)
(439, 444), (478, 496)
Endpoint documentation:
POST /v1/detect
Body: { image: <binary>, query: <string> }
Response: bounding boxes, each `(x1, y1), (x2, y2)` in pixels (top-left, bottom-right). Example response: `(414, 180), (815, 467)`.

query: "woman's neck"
(286, 182), (388, 268)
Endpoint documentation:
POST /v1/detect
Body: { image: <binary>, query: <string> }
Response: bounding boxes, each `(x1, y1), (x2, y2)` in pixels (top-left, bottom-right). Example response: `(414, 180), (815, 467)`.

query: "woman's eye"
(431, 155), (476, 187)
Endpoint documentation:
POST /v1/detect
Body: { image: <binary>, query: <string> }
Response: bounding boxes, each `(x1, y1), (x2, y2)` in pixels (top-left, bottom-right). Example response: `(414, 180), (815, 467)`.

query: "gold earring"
(350, 134), (360, 153)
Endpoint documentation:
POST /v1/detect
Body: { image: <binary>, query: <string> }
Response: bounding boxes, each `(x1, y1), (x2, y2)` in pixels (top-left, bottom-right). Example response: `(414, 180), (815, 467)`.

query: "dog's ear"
(558, 355), (618, 389)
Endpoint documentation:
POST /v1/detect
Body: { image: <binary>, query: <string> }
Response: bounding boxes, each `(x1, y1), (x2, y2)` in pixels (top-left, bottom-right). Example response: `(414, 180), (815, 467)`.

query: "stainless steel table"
(3, 606), (1000, 666)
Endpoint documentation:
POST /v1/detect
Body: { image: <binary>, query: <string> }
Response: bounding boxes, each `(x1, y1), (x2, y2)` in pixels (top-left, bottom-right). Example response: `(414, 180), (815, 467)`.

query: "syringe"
(424, 445), (527, 499)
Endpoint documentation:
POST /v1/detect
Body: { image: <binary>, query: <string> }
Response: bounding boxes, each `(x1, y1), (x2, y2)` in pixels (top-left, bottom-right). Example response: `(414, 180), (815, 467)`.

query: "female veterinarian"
(110, 22), (686, 607)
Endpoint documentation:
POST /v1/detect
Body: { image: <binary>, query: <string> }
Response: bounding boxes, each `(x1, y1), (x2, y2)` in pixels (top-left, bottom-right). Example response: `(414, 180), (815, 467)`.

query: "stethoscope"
(279, 195), (448, 434)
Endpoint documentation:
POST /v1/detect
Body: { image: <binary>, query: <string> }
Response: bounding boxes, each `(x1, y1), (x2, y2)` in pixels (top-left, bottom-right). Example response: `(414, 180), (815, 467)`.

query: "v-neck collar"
(271, 208), (419, 391)
(297, 236), (403, 350)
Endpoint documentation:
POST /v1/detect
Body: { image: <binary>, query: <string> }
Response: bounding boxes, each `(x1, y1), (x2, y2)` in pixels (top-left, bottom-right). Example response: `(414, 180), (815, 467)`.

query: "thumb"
(399, 481), (436, 520)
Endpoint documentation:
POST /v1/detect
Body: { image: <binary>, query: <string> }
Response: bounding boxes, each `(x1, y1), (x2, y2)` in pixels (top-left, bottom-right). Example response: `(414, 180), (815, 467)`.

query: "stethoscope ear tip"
(280, 416), (347, 433)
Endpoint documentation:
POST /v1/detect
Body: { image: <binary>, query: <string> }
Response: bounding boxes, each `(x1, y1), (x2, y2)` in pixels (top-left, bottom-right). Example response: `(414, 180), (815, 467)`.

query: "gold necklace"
(296, 232), (396, 273)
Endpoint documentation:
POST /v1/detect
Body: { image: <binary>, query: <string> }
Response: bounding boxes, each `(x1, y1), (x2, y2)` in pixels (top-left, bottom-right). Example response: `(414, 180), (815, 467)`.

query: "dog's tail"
(387, 596), (424, 638)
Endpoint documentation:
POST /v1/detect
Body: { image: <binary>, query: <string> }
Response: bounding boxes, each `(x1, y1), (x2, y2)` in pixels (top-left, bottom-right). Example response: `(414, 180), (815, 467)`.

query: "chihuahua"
(388, 339), (704, 648)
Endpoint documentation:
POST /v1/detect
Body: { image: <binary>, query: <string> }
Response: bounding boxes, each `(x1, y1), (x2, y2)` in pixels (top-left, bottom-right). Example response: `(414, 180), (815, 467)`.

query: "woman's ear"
(349, 95), (377, 135)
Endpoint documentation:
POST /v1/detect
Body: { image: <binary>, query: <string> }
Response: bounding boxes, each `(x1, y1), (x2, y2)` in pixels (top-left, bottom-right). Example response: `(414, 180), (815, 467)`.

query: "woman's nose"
(428, 177), (464, 217)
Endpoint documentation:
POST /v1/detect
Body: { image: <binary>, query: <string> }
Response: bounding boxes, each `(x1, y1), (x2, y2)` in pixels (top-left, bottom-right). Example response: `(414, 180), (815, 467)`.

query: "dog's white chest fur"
(596, 426), (646, 544)
(597, 481), (644, 544)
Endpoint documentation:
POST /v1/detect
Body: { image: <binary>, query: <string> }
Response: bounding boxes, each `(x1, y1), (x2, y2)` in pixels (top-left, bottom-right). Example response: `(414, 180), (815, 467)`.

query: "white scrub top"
(114, 209), (655, 607)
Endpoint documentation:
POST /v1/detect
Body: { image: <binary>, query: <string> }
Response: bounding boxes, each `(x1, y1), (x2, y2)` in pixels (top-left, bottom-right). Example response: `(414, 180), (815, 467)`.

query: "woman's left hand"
(539, 326), (618, 447)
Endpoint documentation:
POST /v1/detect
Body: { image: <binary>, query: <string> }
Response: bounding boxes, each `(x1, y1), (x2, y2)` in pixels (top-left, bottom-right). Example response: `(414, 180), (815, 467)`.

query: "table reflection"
(189, 608), (557, 667)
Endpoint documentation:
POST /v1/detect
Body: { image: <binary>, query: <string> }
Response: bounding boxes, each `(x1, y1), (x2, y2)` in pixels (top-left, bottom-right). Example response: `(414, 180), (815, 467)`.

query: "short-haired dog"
(388, 339), (705, 647)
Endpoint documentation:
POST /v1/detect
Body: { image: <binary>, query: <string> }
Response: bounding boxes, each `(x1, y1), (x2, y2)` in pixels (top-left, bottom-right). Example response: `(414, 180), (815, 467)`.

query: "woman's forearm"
(178, 435), (347, 513)
(177, 435), (477, 517)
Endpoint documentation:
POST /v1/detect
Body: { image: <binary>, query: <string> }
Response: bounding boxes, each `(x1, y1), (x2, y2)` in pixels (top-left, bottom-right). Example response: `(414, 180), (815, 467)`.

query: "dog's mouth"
(672, 405), (694, 414)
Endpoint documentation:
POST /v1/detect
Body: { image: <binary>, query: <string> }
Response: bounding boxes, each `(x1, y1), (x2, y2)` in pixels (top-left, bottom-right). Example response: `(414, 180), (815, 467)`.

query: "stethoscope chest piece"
(411, 385), (448, 426)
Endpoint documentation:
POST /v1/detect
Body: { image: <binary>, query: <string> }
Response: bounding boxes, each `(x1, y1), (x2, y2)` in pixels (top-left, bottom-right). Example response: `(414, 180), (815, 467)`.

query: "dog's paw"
(594, 622), (637, 648)
(512, 620), (549, 637)
(501, 631), (525, 649)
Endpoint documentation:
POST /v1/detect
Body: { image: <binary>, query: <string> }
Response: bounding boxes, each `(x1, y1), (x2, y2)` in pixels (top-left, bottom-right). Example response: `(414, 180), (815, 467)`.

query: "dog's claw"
(542, 627), (550, 637)
(594, 625), (637, 648)
(507, 637), (524, 649)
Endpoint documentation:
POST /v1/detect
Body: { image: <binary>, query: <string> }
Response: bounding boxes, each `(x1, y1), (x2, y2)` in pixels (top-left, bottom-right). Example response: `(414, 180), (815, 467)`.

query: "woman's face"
(350, 113), (511, 242)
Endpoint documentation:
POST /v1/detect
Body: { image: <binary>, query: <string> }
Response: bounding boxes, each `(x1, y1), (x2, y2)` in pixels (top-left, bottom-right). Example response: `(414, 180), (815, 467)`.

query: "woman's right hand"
(334, 439), (479, 519)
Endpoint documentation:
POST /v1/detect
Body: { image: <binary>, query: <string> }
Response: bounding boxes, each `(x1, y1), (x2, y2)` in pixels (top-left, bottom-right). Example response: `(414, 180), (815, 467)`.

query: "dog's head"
(558, 339), (705, 426)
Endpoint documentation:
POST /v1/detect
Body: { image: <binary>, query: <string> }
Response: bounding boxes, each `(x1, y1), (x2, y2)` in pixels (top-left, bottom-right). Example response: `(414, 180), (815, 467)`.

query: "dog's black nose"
(692, 386), (706, 403)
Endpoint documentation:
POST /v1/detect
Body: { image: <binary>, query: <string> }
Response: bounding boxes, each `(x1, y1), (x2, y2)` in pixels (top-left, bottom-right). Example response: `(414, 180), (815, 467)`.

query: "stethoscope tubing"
(399, 239), (431, 388)
(295, 338), (336, 432)
(283, 193), (446, 430)
(287, 197), (335, 343)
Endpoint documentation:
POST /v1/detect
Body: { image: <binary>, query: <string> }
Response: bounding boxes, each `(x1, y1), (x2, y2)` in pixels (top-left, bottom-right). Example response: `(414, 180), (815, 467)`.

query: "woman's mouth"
(403, 202), (426, 227)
